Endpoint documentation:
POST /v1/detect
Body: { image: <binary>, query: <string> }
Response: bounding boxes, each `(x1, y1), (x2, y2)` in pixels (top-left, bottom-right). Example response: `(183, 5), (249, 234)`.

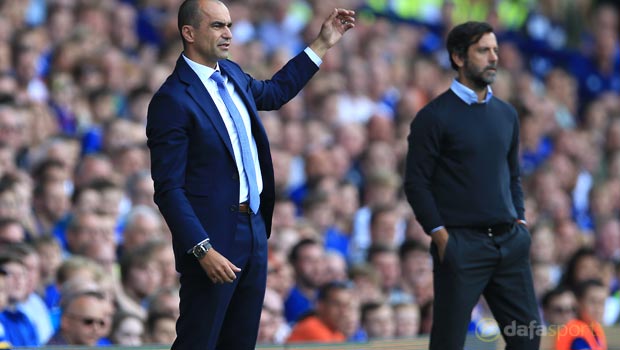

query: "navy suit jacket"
(147, 52), (318, 274)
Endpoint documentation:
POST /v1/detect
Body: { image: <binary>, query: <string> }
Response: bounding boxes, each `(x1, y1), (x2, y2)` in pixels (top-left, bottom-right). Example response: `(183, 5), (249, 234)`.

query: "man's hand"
(432, 228), (450, 263)
(309, 8), (355, 58)
(198, 248), (241, 284)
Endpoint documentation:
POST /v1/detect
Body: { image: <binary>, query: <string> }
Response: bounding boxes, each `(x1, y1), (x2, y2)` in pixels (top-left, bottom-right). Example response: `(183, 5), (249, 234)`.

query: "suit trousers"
(429, 223), (540, 350)
(173, 211), (268, 350)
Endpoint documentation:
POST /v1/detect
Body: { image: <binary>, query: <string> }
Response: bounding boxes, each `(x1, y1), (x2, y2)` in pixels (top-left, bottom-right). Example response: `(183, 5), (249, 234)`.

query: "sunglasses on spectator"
(67, 314), (107, 327)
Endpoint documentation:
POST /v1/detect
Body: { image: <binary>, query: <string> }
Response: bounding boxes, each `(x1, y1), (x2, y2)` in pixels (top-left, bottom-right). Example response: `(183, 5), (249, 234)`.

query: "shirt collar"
(450, 78), (493, 105)
(182, 53), (221, 83)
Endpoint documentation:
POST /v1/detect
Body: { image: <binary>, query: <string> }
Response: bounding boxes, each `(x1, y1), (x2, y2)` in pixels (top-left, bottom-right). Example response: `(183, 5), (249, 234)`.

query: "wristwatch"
(192, 240), (212, 259)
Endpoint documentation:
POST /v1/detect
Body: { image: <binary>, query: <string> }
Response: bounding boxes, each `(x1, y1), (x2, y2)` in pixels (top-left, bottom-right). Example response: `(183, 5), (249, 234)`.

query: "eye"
(211, 22), (232, 29)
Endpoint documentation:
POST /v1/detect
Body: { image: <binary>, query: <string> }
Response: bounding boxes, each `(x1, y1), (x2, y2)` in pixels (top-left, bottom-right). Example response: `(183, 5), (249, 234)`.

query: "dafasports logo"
(475, 318), (501, 343)
(475, 319), (544, 342)
(475, 319), (593, 342)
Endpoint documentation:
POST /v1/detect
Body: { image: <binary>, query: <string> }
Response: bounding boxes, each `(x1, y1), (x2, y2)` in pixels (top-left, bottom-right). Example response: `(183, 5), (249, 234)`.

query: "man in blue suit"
(146, 1), (355, 349)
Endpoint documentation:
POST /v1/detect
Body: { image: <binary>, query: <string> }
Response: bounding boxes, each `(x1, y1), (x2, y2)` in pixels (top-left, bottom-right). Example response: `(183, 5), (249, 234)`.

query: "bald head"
(177, 0), (232, 67)
(178, 0), (225, 41)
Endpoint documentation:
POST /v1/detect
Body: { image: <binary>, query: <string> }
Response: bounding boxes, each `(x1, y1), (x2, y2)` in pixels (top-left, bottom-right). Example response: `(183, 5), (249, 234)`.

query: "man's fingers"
(335, 8), (355, 15)
(224, 262), (240, 281)
(228, 261), (241, 272)
(202, 250), (241, 283)
(335, 9), (355, 28)
(336, 9), (355, 19)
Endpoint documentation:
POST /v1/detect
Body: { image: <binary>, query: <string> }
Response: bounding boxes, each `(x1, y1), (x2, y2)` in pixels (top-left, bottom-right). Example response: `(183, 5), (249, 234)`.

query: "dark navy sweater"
(404, 89), (524, 233)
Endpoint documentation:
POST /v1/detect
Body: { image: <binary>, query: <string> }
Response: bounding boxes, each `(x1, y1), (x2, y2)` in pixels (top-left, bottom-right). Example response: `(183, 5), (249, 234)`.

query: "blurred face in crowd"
(67, 213), (115, 252)
(364, 178), (398, 207)
(363, 142), (397, 176)
(130, 176), (156, 208)
(21, 252), (41, 294)
(363, 304), (395, 339)
(3, 261), (28, 304)
(370, 251), (401, 290)
(401, 249), (431, 288)
(530, 225), (556, 264)
(183, 0), (232, 68)
(352, 273), (382, 304)
(0, 106), (25, 150)
(152, 244), (178, 289)
(578, 285), (607, 324)
(39, 180), (71, 222)
(394, 303), (420, 338)
(596, 218), (620, 260)
(0, 145), (15, 176)
(317, 287), (355, 332)
(99, 187), (123, 218)
(272, 200), (296, 231)
(84, 241), (117, 275)
(35, 240), (62, 283)
(46, 139), (81, 173)
(323, 253), (347, 283)
(0, 221), (25, 244)
(554, 221), (582, 264)
(151, 290), (180, 319)
(148, 316), (177, 345)
(125, 259), (162, 301)
(73, 188), (100, 213)
(62, 294), (109, 346)
(75, 156), (115, 187)
(123, 213), (164, 252)
(294, 243), (324, 288)
(67, 212), (105, 253)
(574, 255), (601, 285)
(543, 291), (576, 326)
(258, 288), (284, 343)
(335, 182), (359, 219)
(113, 315), (144, 346)
(266, 250), (294, 298)
(0, 189), (20, 220)
(370, 208), (399, 246)
(532, 263), (554, 299)
(336, 293), (360, 338)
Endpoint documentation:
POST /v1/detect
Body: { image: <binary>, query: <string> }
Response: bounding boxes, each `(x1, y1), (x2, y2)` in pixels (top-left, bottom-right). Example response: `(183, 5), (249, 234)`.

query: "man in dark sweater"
(404, 22), (540, 349)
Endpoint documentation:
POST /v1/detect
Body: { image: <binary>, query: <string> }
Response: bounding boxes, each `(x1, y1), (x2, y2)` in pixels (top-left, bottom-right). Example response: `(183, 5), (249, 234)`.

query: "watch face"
(193, 245), (207, 259)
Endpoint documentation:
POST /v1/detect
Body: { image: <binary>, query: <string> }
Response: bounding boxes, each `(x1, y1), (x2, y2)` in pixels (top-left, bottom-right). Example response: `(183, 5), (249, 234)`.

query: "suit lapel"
(219, 65), (257, 120)
(220, 64), (269, 146)
(176, 56), (235, 160)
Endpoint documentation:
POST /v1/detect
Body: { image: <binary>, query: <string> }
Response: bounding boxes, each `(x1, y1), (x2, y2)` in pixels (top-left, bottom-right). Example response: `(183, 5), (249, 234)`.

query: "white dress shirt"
(182, 48), (321, 204)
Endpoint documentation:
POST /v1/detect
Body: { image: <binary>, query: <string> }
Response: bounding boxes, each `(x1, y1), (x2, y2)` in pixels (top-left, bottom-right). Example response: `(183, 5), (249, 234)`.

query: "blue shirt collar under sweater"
(450, 78), (493, 105)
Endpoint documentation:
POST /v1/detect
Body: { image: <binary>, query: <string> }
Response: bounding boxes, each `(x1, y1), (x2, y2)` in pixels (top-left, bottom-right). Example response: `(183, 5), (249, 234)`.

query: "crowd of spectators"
(0, 0), (617, 347)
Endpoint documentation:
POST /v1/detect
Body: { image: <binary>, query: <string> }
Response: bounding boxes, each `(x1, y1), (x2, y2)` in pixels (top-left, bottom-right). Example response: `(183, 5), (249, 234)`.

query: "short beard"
(464, 60), (496, 90)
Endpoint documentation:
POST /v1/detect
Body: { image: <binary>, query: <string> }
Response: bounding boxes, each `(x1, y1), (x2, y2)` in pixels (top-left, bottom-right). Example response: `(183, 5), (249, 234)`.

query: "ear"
(451, 51), (465, 69)
(181, 25), (195, 44)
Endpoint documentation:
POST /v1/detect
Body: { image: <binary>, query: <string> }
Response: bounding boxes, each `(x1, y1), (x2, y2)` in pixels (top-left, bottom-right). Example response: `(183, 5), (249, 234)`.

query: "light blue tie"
(211, 70), (260, 213)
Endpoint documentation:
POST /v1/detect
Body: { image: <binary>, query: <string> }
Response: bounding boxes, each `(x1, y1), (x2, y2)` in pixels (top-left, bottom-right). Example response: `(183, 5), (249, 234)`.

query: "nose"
(223, 26), (232, 39)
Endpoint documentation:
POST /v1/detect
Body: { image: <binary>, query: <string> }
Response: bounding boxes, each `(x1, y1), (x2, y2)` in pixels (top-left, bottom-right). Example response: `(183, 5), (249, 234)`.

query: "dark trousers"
(429, 223), (540, 350)
(173, 211), (268, 350)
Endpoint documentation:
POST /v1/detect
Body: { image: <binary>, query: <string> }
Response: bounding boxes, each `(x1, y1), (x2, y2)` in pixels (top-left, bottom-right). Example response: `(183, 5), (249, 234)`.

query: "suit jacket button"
(232, 174), (238, 180)
(230, 205), (237, 212)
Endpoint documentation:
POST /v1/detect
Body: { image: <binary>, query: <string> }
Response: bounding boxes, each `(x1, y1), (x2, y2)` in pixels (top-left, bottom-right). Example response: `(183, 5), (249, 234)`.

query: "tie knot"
(211, 70), (225, 86)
